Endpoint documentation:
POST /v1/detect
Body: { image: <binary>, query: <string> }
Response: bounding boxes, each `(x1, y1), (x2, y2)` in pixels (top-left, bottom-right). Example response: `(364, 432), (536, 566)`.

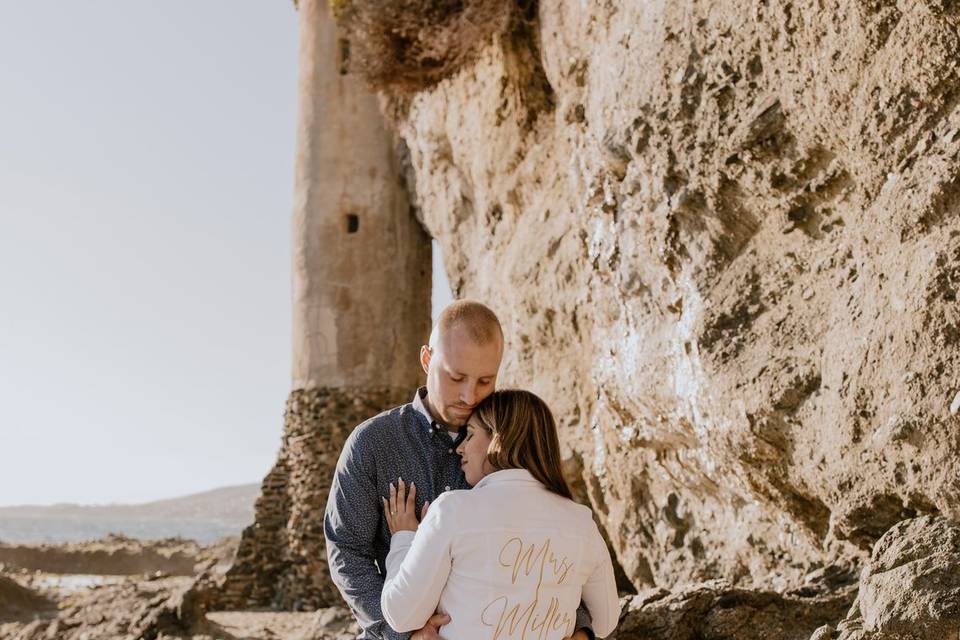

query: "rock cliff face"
(361, 0), (960, 594)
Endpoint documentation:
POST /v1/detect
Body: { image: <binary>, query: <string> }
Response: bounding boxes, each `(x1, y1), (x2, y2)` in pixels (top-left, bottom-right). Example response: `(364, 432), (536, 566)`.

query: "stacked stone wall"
(216, 386), (409, 610)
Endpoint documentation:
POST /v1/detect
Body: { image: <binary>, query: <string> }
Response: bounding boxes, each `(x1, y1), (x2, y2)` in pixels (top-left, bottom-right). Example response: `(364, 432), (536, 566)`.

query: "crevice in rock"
(498, 0), (556, 132)
(831, 492), (937, 550)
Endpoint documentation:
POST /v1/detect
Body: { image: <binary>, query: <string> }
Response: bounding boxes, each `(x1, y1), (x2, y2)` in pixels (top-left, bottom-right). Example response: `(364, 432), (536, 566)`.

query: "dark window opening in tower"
(338, 39), (350, 75)
(346, 214), (359, 233)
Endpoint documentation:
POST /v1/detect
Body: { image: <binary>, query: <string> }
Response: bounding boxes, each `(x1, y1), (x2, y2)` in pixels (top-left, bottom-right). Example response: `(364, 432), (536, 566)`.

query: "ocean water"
(35, 574), (125, 593)
(0, 517), (244, 545)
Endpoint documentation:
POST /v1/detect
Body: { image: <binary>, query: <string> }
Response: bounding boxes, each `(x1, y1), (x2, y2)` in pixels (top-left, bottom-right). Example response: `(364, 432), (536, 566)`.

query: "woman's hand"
(383, 477), (430, 534)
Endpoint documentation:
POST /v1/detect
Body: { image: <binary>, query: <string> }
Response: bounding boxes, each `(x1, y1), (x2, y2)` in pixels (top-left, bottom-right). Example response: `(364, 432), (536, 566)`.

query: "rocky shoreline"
(1, 515), (957, 639)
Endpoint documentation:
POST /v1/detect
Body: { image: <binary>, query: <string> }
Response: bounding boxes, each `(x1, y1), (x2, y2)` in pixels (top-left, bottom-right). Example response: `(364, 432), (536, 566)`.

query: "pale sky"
(0, 2), (450, 507)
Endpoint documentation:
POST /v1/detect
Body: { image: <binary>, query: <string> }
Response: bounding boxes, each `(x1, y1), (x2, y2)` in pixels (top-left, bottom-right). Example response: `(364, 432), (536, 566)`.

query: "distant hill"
(0, 484), (261, 544)
(0, 484), (261, 523)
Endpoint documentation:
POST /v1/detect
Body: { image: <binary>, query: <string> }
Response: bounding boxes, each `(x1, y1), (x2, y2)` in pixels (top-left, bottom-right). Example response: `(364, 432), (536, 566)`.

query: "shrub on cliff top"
(331, 0), (514, 93)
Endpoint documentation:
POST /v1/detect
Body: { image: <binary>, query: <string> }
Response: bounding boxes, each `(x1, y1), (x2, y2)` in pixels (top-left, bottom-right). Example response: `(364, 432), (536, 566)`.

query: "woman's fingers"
(385, 479), (426, 533)
(385, 480), (423, 533)
(420, 500), (430, 521)
(407, 482), (417, 512)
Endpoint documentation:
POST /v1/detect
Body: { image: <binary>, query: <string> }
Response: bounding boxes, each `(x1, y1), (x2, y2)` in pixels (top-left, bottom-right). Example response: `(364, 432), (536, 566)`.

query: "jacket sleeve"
(580, 527), (621, 637)
(380, 493), (457, 632)
(324, 425), (408, 640)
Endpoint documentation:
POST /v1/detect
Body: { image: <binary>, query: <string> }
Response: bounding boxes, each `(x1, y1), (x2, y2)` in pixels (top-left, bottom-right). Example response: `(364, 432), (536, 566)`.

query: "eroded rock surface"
(814, 516), (960, 640)
(367, 0), (960, 593)
(4, 575), (196, 640)
(0, 574), (55, 625)
(613, 579), (854, 640)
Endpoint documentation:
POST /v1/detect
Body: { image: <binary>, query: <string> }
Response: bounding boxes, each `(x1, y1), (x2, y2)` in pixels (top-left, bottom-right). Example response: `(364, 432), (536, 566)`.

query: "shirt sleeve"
(380, 493), (458, 632)
(580, 527), (621, 637)
(575, 601), (595, 639)
(324, 425), (408, 640)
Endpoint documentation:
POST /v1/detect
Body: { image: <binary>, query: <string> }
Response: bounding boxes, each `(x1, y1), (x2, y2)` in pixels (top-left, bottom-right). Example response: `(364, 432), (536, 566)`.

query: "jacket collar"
(473, 468), (544, 490)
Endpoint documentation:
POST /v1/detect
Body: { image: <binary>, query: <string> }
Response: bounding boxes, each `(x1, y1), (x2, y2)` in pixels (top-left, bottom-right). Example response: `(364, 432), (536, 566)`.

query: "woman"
(380, 389), (620, 639)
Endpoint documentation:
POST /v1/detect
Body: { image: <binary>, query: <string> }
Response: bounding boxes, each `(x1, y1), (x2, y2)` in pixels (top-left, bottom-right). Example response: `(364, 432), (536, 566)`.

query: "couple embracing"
(324, 301), (620, 639)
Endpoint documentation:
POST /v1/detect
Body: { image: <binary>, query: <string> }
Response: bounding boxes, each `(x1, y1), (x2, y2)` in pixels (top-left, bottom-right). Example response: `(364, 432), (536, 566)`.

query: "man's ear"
(419, 345), (432, 376)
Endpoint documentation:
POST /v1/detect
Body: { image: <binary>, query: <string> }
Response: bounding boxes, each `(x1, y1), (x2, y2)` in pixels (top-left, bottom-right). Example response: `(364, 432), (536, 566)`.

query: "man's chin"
(443, 410), (471, 427)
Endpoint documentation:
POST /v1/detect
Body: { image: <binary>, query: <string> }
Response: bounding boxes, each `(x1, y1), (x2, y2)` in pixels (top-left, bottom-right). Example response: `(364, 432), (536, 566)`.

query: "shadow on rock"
(611, 577), (856, 640)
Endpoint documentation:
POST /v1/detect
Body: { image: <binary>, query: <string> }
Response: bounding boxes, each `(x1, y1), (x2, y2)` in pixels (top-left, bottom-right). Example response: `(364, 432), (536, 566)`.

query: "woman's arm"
(580, 528), (621, 637)
(380, 492), (459, 632)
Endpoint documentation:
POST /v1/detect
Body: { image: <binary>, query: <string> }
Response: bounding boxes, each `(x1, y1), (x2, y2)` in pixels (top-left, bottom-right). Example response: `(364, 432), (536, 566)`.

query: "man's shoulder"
(347, 401), (421, 446)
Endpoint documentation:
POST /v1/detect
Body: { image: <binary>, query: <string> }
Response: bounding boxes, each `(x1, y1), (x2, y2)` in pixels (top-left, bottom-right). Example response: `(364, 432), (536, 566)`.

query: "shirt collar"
(473, 468), (544, 490)
(412, 387), (467, 445)
(411, 386), (435, 429)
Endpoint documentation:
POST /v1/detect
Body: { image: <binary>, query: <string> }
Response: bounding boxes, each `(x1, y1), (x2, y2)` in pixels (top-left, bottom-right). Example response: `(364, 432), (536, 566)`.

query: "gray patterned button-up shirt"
(324, 388), (469, 639)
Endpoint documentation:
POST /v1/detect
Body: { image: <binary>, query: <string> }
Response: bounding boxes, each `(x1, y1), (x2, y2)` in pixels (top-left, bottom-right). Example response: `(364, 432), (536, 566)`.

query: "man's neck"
(422, 392), (455, 431)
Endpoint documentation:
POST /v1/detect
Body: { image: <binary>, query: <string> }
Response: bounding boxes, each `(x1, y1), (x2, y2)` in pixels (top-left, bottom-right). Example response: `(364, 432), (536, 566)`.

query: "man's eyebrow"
(445, 366), (496, 379)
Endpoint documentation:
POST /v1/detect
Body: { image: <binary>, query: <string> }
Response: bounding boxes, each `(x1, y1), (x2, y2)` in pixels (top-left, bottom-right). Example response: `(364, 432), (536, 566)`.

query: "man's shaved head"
(429, 300), (504, 351)
(420, 301), (504, 428)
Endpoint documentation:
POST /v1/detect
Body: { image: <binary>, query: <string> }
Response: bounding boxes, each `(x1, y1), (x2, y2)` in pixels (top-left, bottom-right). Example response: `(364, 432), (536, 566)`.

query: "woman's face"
(456, 416), (494, 486)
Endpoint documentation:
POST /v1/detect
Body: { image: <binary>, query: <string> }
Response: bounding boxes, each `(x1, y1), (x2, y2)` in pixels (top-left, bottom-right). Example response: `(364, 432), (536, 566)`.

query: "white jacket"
(381, 468), (620, 639)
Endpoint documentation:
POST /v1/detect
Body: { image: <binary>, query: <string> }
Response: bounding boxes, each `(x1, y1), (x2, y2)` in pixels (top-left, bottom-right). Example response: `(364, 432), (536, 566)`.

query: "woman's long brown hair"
(472, 389), (573, 500)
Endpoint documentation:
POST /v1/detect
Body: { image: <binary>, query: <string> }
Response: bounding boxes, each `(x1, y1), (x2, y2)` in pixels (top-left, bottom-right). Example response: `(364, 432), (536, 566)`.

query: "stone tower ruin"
(217, 0), (431, 609)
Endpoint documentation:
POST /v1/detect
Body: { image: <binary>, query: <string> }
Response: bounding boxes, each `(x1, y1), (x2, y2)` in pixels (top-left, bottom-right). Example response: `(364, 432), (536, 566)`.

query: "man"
(324, 300), (594, 639)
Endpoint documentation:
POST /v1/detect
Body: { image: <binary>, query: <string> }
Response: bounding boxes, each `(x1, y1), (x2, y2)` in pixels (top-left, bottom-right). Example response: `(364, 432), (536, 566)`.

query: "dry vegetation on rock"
(331, 0), (514, 92)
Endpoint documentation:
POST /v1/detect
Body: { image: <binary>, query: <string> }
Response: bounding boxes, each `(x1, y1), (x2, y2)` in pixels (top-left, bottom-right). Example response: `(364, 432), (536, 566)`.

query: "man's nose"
(460, 383), (477, 406)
